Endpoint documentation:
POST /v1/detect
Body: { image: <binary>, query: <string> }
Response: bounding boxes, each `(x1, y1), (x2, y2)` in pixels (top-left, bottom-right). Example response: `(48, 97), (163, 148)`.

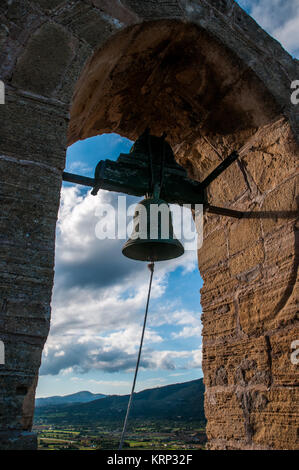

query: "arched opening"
(1, 1), (297, 449)
(69, 19), (281, 140)
(36, 130), (205, 448)
(64, 19), (298, 449)
(68, 19), (290, 207)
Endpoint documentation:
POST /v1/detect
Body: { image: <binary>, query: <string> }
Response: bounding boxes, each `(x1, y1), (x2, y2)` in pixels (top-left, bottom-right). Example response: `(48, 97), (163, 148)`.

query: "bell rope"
(118, 262), (155, 450)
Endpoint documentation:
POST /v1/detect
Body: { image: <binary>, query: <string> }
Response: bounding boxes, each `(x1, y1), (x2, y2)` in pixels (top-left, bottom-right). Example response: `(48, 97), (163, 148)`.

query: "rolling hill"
(35, 391), (106, 407)
(34, 379), (205, 425)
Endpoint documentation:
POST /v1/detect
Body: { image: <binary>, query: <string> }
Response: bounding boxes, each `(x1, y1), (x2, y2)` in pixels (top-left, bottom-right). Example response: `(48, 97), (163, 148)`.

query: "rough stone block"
(198, 228), (227, 272)
(12, 23), (76, 97)
(229, 217), (261, 255)
(270, 328), (299, 386)
(243, 120), (298, 193)
(229, 242), (264, 276)
(90, 0), (139, 24)
(0, 335), (44, 374)
(55, 2), (118, 48)
(201, 301), (236, 341)
(238, 265), (297, 335)
(0, 158), (61, 242)
(56, 41), (93, 103)
(121, 0), (183, 19)
(251, 388), (299, 450)
(31, 0), (66, 11)
(0, 373), (39, 431)
(0, 94), (68, 168)
(261, 175), (298, 235)
(206, 162), (248, 206)
(202, 336), (271, 388)
(205, 389), (246, 441)
(0, 431), (37, 450)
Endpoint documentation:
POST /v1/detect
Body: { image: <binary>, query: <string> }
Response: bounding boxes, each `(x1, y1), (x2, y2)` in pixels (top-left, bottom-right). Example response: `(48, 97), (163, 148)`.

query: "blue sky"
(237, 0), (299, 58)
(37, 135), (203, 397)
(36, 0), (298, 398)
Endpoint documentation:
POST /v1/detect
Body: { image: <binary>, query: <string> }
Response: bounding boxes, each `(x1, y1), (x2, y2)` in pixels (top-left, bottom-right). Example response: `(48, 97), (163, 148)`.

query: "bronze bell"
(122, 197), (184, 262)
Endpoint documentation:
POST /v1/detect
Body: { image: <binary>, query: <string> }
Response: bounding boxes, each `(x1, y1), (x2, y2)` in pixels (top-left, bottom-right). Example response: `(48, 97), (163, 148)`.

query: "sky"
(36, 1), (298, 398)
(237, 0), (299, 58)
(37, 136), (203, 397)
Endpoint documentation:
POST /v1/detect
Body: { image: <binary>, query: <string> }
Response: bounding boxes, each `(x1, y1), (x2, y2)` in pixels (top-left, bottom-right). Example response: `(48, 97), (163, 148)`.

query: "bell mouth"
(122, 239), (184, 262)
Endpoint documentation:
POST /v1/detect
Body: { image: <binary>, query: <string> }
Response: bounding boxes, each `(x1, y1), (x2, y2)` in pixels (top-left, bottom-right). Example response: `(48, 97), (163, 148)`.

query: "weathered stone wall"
(198, 118), (298, 449)
(0, 0), (298, 450)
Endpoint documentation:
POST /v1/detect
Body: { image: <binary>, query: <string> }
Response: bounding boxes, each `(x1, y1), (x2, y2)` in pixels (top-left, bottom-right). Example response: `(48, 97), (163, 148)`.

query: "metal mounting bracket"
(62, 133), (244, 218)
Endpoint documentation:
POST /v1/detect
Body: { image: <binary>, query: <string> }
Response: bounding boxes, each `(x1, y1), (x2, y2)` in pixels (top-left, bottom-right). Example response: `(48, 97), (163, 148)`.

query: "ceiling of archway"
(68, 19), (283, 186)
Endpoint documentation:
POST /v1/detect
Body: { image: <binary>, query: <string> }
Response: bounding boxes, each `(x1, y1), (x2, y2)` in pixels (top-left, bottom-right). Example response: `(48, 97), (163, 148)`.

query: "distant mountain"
(35, 391), (106, 407)
(34, 379), (205, 424)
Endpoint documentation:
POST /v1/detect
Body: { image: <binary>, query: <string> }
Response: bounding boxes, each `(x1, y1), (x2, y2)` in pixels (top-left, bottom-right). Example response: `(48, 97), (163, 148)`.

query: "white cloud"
(71, 377), (132, 388)
(40, 186), (201, 376)
(188, 349), (203, 369)
(68, 160), (93, 175)
(274, 15), (299, 54)
(148, 307), (202, 329)
(172, 325), (202, 339)
(148, 350), (192, 371)
(69, 376), (168, 393)
(41, 333), (198, 375)
(237, 0), (299, 57)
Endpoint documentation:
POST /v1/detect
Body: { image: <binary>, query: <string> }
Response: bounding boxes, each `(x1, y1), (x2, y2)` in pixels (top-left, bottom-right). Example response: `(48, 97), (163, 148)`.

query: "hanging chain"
(118, 262), (155, 451)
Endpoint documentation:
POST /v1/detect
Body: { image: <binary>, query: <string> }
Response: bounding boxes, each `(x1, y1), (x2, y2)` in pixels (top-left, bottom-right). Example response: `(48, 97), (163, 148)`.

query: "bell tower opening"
(36, 131), (204, 413)
(1, 0), (298, 450)
(65, 19), (298, 450)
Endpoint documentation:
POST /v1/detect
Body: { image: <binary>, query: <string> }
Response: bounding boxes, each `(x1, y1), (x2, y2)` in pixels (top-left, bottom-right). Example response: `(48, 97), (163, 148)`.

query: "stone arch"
(0, 0), (298, 450)
(69, 20), (281, 142)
